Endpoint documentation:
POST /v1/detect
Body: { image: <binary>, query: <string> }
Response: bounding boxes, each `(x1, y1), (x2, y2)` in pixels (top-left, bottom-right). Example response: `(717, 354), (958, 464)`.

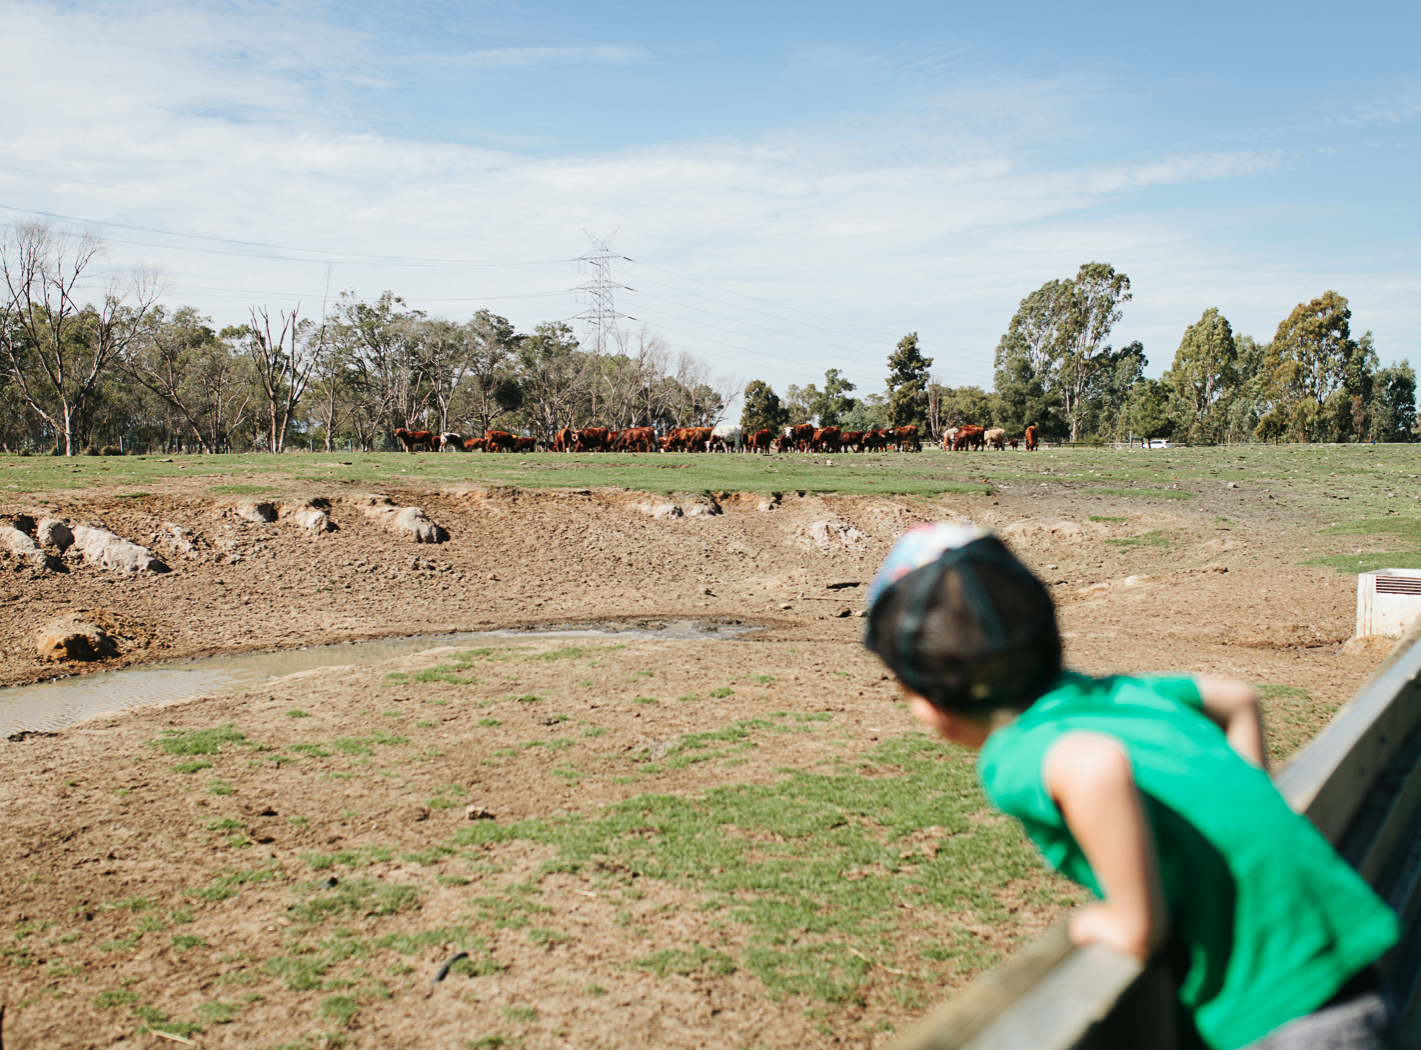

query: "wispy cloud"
(463, 44), (647, 68)
(0, 0), (1412, 389)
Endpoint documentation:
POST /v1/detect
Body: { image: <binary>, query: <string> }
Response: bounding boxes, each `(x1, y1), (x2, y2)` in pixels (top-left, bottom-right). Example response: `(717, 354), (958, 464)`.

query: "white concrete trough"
(1356, 568), (1421, 638)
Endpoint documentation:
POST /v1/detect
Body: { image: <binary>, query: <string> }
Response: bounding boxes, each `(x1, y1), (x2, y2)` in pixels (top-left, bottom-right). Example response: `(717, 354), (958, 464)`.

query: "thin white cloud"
(0, 0), (1413, 393)
(463, 45), (647, 68)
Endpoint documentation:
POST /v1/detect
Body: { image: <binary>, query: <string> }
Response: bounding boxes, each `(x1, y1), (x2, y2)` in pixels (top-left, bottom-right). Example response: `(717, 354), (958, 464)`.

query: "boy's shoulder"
(1021, 670), (1203, 721)
(978, 671), (1206, 818)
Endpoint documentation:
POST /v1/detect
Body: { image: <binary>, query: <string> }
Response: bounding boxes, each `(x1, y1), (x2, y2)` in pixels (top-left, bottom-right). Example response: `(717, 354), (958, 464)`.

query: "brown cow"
(616, 427), (656, 452)
(1009, 439), (1019, 450)
(773, 434), (794, 452)
(394, 427), (436, 453)
(575, 427), (609, 452)
(952, 425), (985, 451)
(484, 430), (515, 452)
(840, 430), (865, 452)
(553, 427), (576, 453)
(789, 423), (815, 452)
(463, 437), (486, 452)
(893, 425), (921, 452)
(863, 429), (888, 451)
(1025, 425), (1039, 451)
(811, 426), (842, 453)
(748, 428), (774, 453)
(513, 436), (537, 452)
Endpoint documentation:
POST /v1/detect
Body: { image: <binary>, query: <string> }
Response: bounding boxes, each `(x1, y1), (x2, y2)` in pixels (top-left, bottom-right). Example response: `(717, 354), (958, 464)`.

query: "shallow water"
(0, 619), (753, 735)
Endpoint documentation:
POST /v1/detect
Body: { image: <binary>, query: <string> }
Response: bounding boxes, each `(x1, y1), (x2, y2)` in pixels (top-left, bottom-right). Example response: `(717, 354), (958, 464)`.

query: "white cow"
(710, 424), (743, 452)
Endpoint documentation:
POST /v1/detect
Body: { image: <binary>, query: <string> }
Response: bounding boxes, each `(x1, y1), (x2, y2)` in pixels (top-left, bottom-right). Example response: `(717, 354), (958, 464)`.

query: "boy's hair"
(865, 534), (1061, 713)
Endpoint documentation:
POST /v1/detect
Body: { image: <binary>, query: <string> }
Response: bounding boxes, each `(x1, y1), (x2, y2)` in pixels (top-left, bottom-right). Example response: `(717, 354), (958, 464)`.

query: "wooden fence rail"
(888, 624), (1421, 1050)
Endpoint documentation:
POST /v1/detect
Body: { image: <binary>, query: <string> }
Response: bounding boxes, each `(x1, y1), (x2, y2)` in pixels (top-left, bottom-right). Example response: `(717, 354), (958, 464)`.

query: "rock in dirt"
(279, 499), (336, 534)
(826, 580), (861, 590)
(792, 519), (867, 551)
(34, 614), (117, 662)
(36, 517), (74, 551)
(630, 500), (683, 520)
(465, 805), (495, 821)
(757, 494), (782, 512)
(69, 525), (170, 574)
(354, 497), (448, 543)
(1342, 635), (1398, 658)
(1, 524), (60, 570)
(677, 494), (721, 517)
(162, 523), (196, 554)
(230, 500), (277, 524)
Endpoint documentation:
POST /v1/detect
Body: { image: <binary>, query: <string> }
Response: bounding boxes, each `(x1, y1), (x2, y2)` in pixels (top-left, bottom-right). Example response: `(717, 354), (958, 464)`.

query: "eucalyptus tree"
(1166, 308), (1238, 442)
(236, 305), (323, 453)
(123, 306), (252, 453)
(0, 222), (158, 454)
(886, 333), (933, 428)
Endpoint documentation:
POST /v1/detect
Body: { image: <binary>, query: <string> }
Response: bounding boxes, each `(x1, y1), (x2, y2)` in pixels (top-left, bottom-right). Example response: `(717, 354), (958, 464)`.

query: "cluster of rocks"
(2, 514), (168, 575)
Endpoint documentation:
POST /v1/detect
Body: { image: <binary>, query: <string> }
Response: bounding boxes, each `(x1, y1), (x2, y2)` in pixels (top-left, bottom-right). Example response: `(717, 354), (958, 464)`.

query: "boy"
(864, 523), (1400, 1049)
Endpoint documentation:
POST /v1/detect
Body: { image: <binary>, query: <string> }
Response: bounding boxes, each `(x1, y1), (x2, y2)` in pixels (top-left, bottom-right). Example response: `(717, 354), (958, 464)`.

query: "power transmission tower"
(574, 229), (626, 422)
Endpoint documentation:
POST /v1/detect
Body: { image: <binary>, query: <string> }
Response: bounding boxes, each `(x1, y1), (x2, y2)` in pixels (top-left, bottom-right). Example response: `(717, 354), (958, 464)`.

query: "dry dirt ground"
(0, 465), (1396, 1049)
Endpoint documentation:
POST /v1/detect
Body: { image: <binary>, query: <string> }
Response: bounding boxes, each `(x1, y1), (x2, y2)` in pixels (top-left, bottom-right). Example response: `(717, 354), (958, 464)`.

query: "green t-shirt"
(977, 671), (1399, 1050)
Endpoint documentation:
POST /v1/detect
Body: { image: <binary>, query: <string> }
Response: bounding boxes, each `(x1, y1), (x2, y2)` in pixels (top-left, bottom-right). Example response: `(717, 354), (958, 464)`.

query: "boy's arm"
(1045, 732), (1169, 962)
(1193, 676), (1267, 769)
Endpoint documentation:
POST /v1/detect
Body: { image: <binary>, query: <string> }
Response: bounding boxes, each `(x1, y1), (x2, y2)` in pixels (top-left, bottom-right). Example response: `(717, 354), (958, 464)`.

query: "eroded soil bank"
(0, 469), (1393, 1048)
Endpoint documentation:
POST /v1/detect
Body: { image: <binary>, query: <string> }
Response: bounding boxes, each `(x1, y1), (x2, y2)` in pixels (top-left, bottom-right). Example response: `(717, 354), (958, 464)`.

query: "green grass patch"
(451, 735), (1060, 1001)
(1086, 487), (1193, 500)
(189, 864), (282, 902)
(171, 933), (208, 951)
(210, 484), (279, 495)
(171, 761), (212, 774)
(636, 944), (736, 978)
(1089, 515), (1126, 522)
(1256, 684), (1309, 700)
(152, 724), (248, 755)
(1305, 551), (1421, 574)
(1104, 530), (1170, 548)
(287, 879), (422, 924)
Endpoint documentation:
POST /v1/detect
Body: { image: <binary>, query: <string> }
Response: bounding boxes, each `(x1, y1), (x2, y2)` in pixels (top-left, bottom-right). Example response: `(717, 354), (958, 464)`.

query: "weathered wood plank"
(885, 927), (1077, 1050)
(1274, 633), (1421, 840)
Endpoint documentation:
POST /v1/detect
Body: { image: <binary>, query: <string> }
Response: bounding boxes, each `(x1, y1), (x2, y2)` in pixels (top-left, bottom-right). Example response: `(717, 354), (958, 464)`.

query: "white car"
(1147, 439), (1170, 449)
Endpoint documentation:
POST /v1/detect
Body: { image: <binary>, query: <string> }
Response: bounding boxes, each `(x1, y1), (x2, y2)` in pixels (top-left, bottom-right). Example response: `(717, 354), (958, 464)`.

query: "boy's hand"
(1046, 733), (1168, 962)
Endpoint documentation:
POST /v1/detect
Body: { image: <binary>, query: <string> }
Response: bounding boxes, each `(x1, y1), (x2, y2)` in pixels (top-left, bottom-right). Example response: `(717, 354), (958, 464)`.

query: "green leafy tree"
(782, 383), (816, 425)
(1264, 291), (1364, 441)
(886, 333), (933, 428)
(1370, 361), (1417, 442)
(809, 369), (857, 427)
(1129, 378), (1173, 441)
(740, 379), (788, 434)
(1091, 341), (1148, 441)
(1056, 263), (1132, 440)
(993, 352), (1063, 439)
(1166, 308), (1238, 442)
(840, 393), (888, 432)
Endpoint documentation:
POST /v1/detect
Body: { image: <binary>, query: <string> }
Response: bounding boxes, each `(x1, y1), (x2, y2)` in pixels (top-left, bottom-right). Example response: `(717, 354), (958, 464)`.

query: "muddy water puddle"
(0, 619), (755, 734)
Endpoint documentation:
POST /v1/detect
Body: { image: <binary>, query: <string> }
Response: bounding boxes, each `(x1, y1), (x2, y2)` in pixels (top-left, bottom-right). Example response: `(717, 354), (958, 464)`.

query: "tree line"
(0, 223), (736, 454)
(741, 262), (1416, 445)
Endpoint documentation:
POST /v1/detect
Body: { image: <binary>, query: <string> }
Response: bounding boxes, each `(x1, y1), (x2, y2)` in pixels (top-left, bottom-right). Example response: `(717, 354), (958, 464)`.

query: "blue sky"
(1, 0), (1416, 397)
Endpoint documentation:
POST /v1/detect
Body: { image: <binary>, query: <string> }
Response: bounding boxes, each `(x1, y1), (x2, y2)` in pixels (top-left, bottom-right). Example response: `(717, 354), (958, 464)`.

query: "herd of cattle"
(391, 421), (1040, 454)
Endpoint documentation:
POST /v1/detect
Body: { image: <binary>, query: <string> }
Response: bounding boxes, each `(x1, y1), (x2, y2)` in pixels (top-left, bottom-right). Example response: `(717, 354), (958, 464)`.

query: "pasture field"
(3, 439), (1419, 505)
(0, 442), (1414, 1048)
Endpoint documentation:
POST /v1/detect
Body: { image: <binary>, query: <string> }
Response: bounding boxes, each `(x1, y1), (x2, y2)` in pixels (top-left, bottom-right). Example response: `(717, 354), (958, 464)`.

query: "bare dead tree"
(244, 305), (322, 453)
(0, 222), (159, 454)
